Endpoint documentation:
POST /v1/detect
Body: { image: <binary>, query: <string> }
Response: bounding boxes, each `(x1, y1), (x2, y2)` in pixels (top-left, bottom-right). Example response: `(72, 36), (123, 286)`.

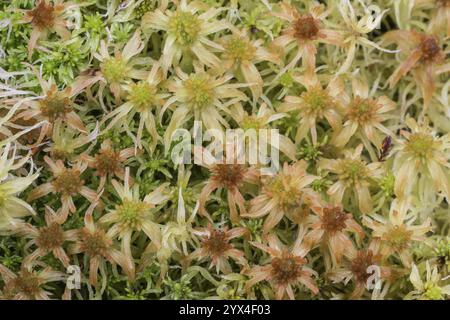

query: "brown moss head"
(419, 36), (443, 63)
(27, 0), (56, 30)
(270, 251), (306, 286)
(210, 164), (246, 189)
(350, 250), (379, 283)
(94, 149), (121, 176)
(320, 205), (348, 234)
(202, 229), (232, 257)
(52, 168), (84, 196)
(78, 228), (111, 258)
(293, 15), (320, 41)
(35, 223), (64, 250)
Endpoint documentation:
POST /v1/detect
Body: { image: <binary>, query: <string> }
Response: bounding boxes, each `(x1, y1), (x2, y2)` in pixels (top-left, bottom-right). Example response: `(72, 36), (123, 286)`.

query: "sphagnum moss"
(0, 0), (448, 301)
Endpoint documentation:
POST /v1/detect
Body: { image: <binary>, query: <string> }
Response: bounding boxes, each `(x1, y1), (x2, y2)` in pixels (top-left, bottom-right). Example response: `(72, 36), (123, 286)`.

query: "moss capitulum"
(341, 160), (367, 183)
(94, 149), (121, 176)
(301, 87), (333, 116)
(223, 37), (256, 62)
(53, 169), (84, 196)
(406, 133), (434, 157)
(128, 82), (157, 111)
(203, 230), (231, 256)
(79, 228), (111, 257)
(321, 206), (348, 234)
(84, 14), (105, 33)
(39, 91), (72, 121)
(419, 36), (442, 62)
(11, 270), (41, 298)
(293, 15), (320, 41)
(101, 57), (128, 83)
(384, 225), (412, 251)
(36, 223), (64, 250)
(271, 252), (305, 285)
(28, 0), (56, 30)
(116, 200), (152, 230)
(350, 250), (376, 283)
(348, 97), (378, 123)
(183, 75), (214, 110)
(267, 174), (302, 209)
(169, 12), (201, 46)
(211, 164), (246, 189)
